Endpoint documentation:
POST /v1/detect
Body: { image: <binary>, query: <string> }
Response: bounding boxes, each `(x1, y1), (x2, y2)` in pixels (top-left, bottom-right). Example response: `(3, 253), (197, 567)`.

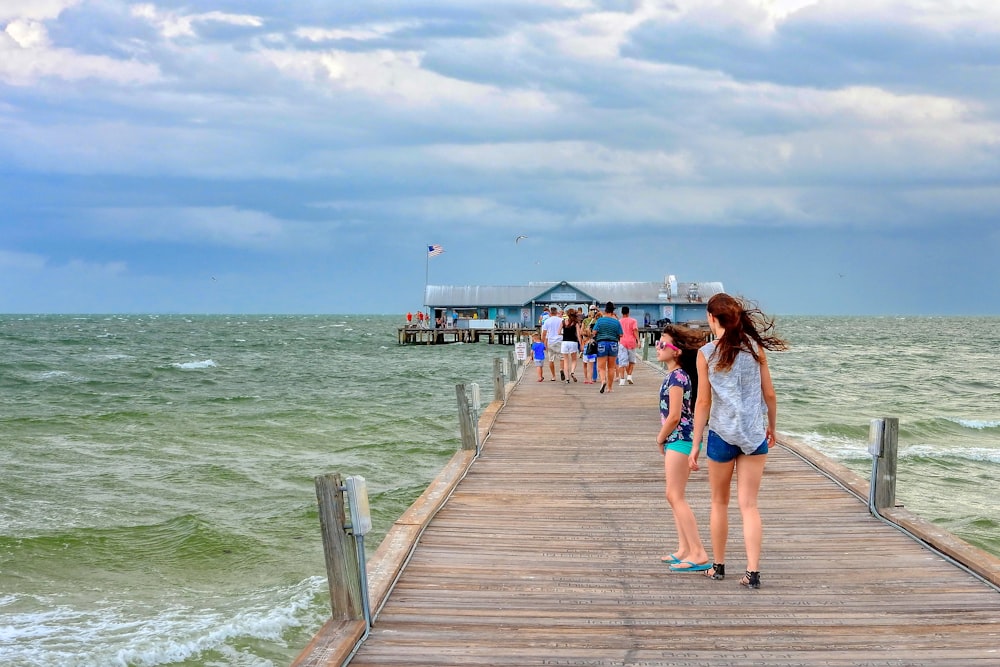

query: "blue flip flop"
(660, 554), (681, 564)
(669, 560), (712, 572)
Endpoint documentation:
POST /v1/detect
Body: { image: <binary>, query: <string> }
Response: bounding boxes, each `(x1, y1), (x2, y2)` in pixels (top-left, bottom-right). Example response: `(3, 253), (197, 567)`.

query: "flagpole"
(424, 244), (429, 310)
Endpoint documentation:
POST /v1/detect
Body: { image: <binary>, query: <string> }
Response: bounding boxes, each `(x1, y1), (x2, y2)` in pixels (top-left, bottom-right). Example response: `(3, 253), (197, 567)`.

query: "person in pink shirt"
(618, 305), (640, 385)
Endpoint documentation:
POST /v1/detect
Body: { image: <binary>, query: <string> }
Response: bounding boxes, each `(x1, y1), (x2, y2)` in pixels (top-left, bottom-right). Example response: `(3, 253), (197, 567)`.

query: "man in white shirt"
(540, 306), (564, 381)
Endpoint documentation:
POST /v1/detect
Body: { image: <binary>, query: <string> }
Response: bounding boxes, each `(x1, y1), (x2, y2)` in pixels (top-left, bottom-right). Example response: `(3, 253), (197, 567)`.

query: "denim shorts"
(596, 341), (619, 358)
(706, 430), (768, 463)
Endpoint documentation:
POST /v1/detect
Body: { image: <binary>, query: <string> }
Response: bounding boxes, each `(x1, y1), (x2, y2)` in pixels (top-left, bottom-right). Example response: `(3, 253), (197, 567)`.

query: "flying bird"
(515, 235), (527, 244)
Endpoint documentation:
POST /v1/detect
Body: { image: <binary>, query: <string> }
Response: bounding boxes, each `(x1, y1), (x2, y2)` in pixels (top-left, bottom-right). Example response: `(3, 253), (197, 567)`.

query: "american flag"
(427, 244), (444, 257)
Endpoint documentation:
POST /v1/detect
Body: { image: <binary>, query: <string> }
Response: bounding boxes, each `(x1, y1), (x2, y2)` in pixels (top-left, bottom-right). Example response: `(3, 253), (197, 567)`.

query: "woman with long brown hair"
(689, 293), (787, 589)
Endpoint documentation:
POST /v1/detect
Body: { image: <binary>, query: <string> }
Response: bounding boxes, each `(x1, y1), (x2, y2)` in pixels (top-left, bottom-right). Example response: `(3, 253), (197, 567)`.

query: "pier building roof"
(425, 279), (724, 308)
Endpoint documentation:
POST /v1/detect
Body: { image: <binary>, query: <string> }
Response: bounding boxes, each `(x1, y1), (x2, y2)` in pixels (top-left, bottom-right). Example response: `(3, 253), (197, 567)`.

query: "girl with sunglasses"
(655, 325), (711, 572)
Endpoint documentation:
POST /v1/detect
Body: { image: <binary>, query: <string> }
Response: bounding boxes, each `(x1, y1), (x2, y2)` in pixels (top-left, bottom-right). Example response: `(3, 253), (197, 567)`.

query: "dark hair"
(604, 301), (615, 313)
(622, 305), (630, 315)
(706, 293), (787, 372)
(662, 324), (710, 402)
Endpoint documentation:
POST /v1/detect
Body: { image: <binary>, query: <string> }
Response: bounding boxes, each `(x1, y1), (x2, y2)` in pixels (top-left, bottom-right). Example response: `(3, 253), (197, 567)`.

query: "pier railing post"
(493, 358), (505, 403)
(455, 383), (478, 451)
(507, 349), (517, 381)
(868, 417), (899, 513)
(314, 473), (364, 620)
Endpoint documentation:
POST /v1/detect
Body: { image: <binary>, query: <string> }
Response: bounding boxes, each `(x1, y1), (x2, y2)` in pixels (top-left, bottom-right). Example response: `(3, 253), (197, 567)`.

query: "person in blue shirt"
(530, 333), (547, 382)
(591, 302), (623, 393)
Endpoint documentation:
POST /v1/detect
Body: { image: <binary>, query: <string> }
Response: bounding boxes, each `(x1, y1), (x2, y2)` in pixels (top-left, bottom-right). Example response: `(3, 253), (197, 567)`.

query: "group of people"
(654, 293), (787, 589)
(530, 301), (640, 393)
(528, 293), (786, 588)
(405, 311), (429, 328)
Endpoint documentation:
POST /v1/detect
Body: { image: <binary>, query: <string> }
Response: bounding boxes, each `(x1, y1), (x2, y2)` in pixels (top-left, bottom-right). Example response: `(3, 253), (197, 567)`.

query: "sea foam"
(172, 360), (217, 370)
(946, 417), (1000, 430)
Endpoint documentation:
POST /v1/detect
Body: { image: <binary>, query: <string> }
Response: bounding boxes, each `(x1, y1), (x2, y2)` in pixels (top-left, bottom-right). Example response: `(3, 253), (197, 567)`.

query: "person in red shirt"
(618, 305), (640, 385)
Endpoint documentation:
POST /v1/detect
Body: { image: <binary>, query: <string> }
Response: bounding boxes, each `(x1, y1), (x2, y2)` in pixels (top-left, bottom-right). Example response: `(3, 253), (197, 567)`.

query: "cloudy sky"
(2, 0), (998, 315)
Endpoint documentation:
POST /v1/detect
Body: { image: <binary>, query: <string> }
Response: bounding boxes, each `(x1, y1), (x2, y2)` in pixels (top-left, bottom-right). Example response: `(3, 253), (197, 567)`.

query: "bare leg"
(707, 459), (735, 567)
(665, 450), (707, 563)
(735, 453), (767, 572)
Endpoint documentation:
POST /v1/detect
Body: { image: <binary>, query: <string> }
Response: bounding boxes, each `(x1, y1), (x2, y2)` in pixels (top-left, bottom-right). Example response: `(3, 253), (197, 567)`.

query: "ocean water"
(1, 314), (997, 666)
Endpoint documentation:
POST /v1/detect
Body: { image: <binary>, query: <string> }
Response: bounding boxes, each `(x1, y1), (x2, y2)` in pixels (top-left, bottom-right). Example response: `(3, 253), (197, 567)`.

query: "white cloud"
(0, 18), (158, 85)
(0, 0), (78, 23)
(260, 47), (558, 113)
(295, 21), (423, 43)
(130, 4), (263, 39)
(4, 19), (49, 48)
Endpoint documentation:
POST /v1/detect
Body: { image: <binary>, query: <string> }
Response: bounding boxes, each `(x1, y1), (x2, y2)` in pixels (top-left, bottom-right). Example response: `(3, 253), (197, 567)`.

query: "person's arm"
(656, 382), (684, 447)
(759, 348), (777, 444)
(689, 351), (712, 470)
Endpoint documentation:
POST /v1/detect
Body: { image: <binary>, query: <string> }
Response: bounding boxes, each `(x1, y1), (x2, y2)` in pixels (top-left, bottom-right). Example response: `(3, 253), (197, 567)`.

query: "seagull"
(515, 235), (527, 244)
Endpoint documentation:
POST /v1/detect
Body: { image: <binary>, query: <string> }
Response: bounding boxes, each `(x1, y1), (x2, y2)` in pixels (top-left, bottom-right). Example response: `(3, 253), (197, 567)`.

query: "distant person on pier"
(406, 312), (413, 325)
(581, 305), (598, 384)
(560, 308), (581, 383)
(656, 325), (711, 572)
(689, 293), (788, 589)
(618, 305), (640, 385)
(540, 306), (563, 381)
(592, 302), (623, 393)
(530, 333), (547, 382)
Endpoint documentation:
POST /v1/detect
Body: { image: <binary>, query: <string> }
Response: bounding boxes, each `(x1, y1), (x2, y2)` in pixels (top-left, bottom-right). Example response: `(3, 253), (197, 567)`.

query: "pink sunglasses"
(656, 340), (680, 352)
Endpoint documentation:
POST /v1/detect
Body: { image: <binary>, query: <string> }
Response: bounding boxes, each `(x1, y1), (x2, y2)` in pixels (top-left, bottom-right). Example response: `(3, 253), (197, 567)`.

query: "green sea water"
(1, 314), (997, 666)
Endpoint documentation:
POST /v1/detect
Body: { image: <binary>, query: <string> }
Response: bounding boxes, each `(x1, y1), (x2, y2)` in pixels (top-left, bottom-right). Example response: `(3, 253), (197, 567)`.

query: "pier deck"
(297, 362), (1000, 666)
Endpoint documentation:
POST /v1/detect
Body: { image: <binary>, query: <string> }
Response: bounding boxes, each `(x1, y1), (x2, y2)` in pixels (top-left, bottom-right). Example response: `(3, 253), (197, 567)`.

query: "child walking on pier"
(531, 333), (547, 382)
(656, 325), (711, 572)
(689, 293), (787, 589)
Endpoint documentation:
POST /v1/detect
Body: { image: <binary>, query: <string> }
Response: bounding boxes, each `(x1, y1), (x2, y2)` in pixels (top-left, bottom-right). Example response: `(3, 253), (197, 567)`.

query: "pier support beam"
(314, 473), (364, 620)
(868, 417), (899, 513)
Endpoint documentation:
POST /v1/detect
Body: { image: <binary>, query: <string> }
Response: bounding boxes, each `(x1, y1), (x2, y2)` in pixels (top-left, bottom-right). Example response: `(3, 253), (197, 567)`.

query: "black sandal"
(740, 570), (761, 589)
(704, 563), (725, 580)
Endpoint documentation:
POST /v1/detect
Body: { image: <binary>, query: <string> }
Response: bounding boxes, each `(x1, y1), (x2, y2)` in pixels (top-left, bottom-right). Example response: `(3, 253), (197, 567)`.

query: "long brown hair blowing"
(662, 324), (709, 402)
(706, 293), (788, 372)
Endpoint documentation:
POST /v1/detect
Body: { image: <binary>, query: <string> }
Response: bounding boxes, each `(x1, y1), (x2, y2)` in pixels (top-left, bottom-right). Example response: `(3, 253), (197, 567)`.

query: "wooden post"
(507, 349), (517, 381)
(641, 335), (650, 361)
(455, 383), (477, 451)
(493, 358), (505, 403)
(869, 417), (899, 512)
(314, 473), (364, 620)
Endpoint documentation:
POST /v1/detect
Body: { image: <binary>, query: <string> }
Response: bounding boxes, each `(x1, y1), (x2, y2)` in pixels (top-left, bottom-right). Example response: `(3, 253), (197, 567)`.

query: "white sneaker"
(627, 375), (634, 384)
(619, 378), (626, 386)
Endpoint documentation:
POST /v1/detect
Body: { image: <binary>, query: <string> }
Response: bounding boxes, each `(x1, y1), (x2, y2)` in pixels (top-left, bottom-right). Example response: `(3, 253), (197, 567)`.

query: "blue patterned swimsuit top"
(659, 368), (693, 443)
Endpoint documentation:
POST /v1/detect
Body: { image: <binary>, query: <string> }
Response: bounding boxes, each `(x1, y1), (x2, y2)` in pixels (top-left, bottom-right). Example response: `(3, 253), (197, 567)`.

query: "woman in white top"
(689, 293), (787, 589)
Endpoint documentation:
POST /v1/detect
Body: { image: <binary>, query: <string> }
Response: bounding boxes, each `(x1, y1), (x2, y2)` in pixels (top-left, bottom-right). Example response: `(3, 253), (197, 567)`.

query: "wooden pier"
(397, 326), (684, 346)
(397, 325), (526, 346)
(295, 361), (1000, 666)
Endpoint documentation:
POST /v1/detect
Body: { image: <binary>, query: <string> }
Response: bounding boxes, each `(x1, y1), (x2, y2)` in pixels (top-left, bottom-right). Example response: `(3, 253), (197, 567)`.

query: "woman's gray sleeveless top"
(700, 340), (767, 454)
